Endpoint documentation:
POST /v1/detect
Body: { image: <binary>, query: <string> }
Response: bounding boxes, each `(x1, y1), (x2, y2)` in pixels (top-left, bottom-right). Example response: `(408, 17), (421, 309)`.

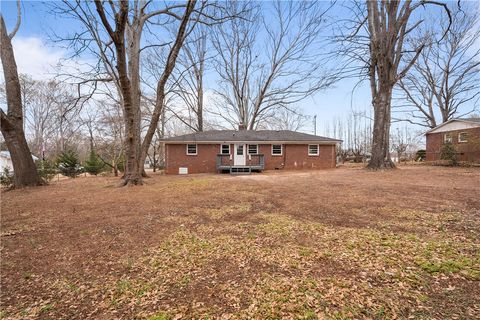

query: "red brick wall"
(165, 144), (220, 174)
(165, 143), (337, 174)
(260, 144), (336, 170)
(426, 127), (480, 162)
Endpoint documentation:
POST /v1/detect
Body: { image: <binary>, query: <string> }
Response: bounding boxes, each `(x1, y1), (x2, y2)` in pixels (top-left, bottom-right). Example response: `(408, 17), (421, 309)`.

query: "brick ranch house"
(425, 118), (480, 163)
(162, 130), (341, 174)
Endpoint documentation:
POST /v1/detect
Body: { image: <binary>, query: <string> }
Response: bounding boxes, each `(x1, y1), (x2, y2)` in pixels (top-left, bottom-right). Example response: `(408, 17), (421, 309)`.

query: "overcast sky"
(1, 1), (478, 137)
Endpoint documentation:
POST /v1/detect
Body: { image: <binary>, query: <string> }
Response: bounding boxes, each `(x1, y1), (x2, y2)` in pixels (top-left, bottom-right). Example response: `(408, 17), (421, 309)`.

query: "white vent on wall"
(179, 167), (188, 174)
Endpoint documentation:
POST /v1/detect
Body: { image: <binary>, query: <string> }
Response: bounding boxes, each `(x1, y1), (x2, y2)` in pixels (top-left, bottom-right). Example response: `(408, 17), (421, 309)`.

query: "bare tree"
(390, 126), (421, 163)
(96, 101), (125, 176)
(0, 4), (43, 187)
(22, 77), (66, 157)
(54, 0), (238, 185)
(169, 26), (208, 132)
(18, 76), (54, 157)
(396, 4), (480, 128)
(211, 1), (335, 130)
(265, 107), (309, 131)
(324, 109), (372, 163)
(53, 0), (198, 185)
(338, 0), (451, 169)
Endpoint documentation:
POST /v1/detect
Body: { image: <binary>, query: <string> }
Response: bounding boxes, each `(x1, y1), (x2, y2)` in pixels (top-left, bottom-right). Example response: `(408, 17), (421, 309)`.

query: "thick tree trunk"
(113, 161), (118, 177)
(94, 1), (142, 186)
(120, 34), (142, 186)
(367, 89), (395, 170)
(121, 102), (143, 186)
(1, 120), (42, 186)
(0, 16), (42, 187)
(124, 19), (144, 184)
(197, 84), (203, 131)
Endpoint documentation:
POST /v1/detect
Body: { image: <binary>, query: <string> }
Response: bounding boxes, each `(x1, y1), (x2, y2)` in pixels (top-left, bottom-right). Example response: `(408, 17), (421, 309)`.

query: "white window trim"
(186, 144), (197, 155)
(220, 144), (230, 154)
(271, 144), (283, 156)
(308, 144), (319, 156)
(248, 144), (258, 155)
(444, 134), (452, 143)
(458, 132), (468, 143)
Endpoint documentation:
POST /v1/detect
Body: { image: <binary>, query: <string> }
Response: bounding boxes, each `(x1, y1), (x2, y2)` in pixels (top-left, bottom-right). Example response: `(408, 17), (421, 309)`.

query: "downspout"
(165, 144), (168, 174)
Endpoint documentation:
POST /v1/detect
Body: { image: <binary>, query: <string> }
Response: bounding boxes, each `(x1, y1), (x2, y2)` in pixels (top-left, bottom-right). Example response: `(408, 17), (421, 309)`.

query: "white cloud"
(10, 36), (65, 80)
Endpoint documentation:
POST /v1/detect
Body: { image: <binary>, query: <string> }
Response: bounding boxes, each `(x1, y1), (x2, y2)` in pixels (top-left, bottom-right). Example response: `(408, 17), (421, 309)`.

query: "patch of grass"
(414, 239), (480, 279)
(298, 246), (314, 257)
(417, 294), (429, 303)
(301, 309), (318, 320)
(135, 282), (153, 298)
(416, 257), (480, 279)
(178, 274), (191, 287)
(148, 313), (170, 320)
(374, 306), (387, 318)
(20, 309), (29, 316)
(39, 303), (54, 314)
(115, 279), (133, 297)
(67, 282), (79, 292)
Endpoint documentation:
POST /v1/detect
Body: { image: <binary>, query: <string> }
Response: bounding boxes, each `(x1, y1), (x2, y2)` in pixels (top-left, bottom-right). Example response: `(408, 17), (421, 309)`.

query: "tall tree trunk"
(197, 80), (203, 131)
(0, 16), (42, 187)
(126, 18), (144, 182)
(95, 1), (142, 186)
(120, 32), (142, 185)
(122, 108), (142, 185)
(367, 89), (394, 170)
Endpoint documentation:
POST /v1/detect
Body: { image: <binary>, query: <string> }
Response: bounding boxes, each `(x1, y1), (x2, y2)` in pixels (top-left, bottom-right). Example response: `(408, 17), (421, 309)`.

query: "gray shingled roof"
(458, 117), (480, 123)
(162, 130), (341, 143)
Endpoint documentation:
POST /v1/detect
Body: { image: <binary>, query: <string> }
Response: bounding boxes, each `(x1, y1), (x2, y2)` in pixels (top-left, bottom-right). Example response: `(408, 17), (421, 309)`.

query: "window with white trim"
(308, 144), (319, 156)
(186, 144), (197, 155)
(248, 144), (258, 155)
(221, 144), (230, 154)
(271, 144), (282, 155)
(444, 134), (452, 144)
(458, 132), (468, 143)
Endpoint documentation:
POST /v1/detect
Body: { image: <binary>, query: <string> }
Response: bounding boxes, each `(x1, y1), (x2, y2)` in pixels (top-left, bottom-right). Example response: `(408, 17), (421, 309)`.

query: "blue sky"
(1, 1), (477, 137)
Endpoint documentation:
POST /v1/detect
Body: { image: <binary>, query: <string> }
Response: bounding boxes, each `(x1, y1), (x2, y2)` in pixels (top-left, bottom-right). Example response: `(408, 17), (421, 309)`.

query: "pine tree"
(57, 150), (82, 178)
(84, 150), (105, 176)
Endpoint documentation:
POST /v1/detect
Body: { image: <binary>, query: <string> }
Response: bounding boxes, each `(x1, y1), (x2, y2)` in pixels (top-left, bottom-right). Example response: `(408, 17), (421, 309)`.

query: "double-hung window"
(248, 144), (258, 155)
(308, 144), (319, 156)
(444, 134), (452, 144)
(458, 132), (468, 143)
(186, 144), (197, 155)
(221, 144), (230, 154)
(271, 144), (282, 156)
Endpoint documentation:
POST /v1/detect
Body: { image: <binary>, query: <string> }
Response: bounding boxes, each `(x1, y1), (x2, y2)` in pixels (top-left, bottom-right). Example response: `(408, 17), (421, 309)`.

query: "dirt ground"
(1, 165), (479, 319)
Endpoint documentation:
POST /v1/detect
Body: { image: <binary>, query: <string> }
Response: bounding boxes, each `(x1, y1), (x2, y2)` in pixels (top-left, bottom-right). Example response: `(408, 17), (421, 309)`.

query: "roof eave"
(163, 140), (342, 144)
(426, 119), (480, 134)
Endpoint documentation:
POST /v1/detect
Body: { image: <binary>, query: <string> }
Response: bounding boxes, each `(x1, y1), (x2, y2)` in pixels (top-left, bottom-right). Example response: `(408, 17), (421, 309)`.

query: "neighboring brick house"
(162, 130), (341, 174)
(425, 118), (480, 163)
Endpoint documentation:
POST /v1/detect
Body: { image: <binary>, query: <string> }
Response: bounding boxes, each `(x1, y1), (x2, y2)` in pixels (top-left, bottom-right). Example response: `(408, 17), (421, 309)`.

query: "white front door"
(234, 144), (246, 166)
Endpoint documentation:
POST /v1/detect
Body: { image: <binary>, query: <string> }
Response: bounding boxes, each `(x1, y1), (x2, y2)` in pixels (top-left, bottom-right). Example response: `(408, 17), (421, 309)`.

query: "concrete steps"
(230, 166), (251, 174)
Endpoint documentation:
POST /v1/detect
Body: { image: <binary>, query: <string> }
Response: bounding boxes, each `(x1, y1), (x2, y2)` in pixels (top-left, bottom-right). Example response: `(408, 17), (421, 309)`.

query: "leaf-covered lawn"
(1, 166), (479, 319)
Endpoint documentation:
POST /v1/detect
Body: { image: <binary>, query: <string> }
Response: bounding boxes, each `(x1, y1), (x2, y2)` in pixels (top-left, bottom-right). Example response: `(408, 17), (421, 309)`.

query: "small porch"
(216, 154), (265, 174)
